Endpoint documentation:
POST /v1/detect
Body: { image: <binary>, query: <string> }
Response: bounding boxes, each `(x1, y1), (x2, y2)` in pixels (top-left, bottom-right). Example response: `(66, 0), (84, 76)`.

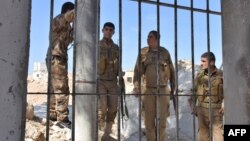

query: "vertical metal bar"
(156, 0), (160, 141)
(174, 0), (179, 140)
(190, 0), (196, 141)
(138, 0), (142, 141)
(71, 0), (78, 140)
(46, 0), (54, 140)
(206, 0), (212, 141)
(118, 0), (122, 140)
(96, 1), (100, 141)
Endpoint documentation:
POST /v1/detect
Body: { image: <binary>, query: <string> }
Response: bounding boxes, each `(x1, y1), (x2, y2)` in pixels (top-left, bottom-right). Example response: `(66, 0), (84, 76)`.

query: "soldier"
(45, 2), (74, 128)
(188, 52), (224, 141)
(98, 22), (120, 140)
(133, 30), (175, 141)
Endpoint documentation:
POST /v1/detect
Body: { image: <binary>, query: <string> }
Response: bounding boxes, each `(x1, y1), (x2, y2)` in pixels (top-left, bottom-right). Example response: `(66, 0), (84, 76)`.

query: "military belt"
(199, 102), (221, 109)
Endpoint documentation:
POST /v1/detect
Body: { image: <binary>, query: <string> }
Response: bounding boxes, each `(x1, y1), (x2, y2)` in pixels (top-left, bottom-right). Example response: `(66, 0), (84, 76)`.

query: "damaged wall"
(0, 0), (31, 140)
(222, 0), (250, 124)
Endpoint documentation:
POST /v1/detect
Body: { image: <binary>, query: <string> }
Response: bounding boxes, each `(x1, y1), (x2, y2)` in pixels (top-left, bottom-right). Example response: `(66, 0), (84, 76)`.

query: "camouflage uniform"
(98, 38), (119, 135)
(133, 47), (175, 141)
(46, 12), (73, 122)
(190, 68), (224, 141)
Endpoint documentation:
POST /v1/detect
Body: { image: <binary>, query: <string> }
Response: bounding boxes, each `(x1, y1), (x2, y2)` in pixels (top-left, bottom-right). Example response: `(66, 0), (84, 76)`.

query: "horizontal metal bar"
(27, 92), (218, 96)
(130, 0), (221, 15)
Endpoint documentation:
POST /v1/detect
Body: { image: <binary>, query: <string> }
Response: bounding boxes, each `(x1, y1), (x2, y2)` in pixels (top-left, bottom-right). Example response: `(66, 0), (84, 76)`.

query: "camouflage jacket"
(192, 67), (223, 104)
(133, 47), (175, 91)
(46, 13), (73, 60)
(98, 38), (120, 81)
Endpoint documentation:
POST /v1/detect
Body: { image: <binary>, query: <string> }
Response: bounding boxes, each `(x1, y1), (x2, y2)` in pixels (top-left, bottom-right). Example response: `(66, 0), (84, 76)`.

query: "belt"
(199, 102), (221, 109)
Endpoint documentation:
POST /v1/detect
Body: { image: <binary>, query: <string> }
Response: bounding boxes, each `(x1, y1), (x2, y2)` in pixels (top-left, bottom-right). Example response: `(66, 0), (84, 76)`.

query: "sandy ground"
(27, 76), (73, 105)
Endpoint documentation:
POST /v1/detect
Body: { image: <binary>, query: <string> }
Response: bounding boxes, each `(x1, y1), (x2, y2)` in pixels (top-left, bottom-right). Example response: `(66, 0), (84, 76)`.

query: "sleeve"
(52, 10), (73, 33)
(52, 15), (67, 33)
(166, 50), (176, 92)
(189, 73), (199, 104)
(133, 56), (140, 91)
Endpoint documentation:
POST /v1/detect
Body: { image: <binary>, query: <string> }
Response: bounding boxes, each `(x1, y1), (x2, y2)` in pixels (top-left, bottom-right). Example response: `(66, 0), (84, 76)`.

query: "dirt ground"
(27, 75), (73, 105)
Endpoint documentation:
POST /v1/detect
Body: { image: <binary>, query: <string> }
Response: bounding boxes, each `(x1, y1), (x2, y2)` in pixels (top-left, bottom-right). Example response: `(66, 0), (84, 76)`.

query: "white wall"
(0, 0), (31, 140)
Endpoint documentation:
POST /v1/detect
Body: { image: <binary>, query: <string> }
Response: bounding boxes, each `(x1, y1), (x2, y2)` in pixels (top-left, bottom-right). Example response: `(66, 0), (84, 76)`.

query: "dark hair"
(149, 30), (160, 40)
(103, 22), (115, 30)
(201, 52), (216, 62)
(61, 2), (74, 14)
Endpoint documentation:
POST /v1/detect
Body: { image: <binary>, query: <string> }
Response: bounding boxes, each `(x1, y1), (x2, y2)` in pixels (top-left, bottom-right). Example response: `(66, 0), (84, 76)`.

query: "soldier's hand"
(65, 9), (74, 22)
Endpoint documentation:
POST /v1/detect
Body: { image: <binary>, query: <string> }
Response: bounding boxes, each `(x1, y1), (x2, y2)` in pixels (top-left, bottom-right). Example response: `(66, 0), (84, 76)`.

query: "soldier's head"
(147, 30), (160, 49)
(102, 22), (115, 39)
(200, 52), (216, 70)
(61, 2), (74, 14)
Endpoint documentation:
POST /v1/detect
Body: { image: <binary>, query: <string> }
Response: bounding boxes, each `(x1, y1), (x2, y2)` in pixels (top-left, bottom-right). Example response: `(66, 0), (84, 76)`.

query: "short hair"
(149, 30), (160, 40)
(103, 22), (115, 30)
(201, 52), (216, 62)
(61, 2), (74, 14)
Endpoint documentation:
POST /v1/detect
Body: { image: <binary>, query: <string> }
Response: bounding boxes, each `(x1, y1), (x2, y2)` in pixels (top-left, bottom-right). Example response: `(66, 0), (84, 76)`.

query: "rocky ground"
(26, 74), (73, 141)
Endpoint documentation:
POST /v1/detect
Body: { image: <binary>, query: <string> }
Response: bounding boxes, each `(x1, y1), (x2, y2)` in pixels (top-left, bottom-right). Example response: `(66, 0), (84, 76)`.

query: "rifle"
(119, 76), (129, 128)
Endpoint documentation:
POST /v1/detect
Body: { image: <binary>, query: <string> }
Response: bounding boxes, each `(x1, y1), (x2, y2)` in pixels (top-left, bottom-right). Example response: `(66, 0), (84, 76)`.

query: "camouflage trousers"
(197, 107), (224, 141)
(142, 87), (170, 141)
(46, 56), (69, 122)
(98, 80), (118, 134)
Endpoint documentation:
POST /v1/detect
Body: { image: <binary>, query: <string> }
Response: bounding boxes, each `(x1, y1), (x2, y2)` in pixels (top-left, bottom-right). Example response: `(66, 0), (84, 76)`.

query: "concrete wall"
(74, 0), (98, 140)
(0, 0), (31, 141)
(222, 0), (250, 124)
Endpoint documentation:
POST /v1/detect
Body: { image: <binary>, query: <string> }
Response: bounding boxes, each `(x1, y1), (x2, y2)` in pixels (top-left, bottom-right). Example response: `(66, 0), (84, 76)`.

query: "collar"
(204, 67), (218, 76)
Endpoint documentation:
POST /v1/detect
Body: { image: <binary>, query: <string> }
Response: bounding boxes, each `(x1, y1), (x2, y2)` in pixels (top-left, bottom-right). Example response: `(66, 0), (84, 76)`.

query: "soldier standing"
(98, 22), (120, 140)
(189, 52), (224, 141)
(46, 2), (74, 128)
(133, 30), (175, 141)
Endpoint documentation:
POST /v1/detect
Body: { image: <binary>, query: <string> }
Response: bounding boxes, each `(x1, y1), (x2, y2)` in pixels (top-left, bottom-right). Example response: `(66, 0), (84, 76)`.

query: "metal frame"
(27, 0), (222, 140)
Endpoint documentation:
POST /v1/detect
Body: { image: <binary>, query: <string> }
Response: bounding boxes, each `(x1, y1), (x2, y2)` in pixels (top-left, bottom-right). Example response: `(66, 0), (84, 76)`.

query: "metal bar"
(190, 0), (197, 141)
(205, 0), (213, 141)
(96, 0), (100, 140)
(28, 92), (212, 96)
(71, 0), (78, 140)
(138, 0), (142, 141)
(118, 0), (123, 140)
(156, 0), (160, 141)
(46, 0), (54, 140)
(130, 0), (221, 15)
(174, 0), (179, 140)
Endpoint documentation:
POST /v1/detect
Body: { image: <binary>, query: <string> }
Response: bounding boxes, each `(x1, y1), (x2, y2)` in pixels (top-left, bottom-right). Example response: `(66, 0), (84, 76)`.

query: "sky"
(29, 0), (222, 74)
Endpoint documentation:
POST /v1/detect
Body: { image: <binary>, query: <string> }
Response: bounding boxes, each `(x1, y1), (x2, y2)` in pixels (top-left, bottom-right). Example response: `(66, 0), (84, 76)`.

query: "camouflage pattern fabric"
(133, 46), (175, 141)
(46, 11), (73, 122)
(98, 38), (120, 136)
(191, 68), (224, 141)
